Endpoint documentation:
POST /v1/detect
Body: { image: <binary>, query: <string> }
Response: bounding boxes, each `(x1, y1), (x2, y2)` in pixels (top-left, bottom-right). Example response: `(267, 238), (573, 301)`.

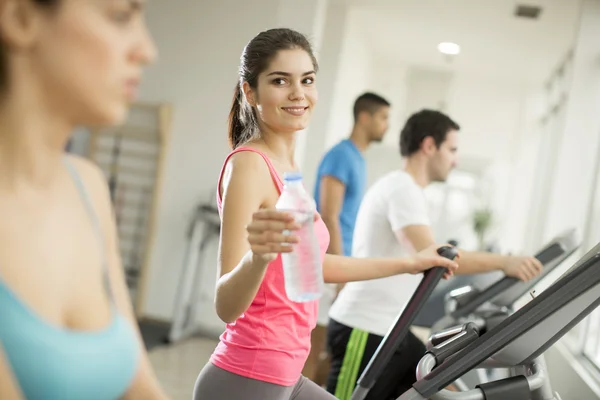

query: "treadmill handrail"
(451, 229), (578, 318)
(450, 278), (516, 318)
(412, 249), (600, 398)
(351, 246), (459, 400)
(410, 354), (548, 400)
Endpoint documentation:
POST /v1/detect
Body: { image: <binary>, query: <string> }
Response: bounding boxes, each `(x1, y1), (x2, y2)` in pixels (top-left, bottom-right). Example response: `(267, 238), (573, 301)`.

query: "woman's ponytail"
(228, 84), (245, 149)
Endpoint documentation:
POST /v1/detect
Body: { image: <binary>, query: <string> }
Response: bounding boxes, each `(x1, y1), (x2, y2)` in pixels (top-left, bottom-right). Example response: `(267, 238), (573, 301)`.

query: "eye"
(303, 76), (315, 85)
(112, 10), (134, 24)
(272, 78), (287, 85)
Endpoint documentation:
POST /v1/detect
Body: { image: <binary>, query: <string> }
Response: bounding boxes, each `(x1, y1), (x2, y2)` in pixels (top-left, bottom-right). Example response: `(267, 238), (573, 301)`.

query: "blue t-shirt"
(314, 139), (366, 256)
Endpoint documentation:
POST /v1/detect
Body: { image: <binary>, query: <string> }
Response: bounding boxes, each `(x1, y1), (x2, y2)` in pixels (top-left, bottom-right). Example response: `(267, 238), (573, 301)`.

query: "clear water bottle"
(276, 172), (324, 302)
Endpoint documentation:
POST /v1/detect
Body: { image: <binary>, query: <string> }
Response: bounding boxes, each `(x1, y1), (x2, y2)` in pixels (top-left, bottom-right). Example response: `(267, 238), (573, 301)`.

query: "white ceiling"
(333, 0), (582, 83)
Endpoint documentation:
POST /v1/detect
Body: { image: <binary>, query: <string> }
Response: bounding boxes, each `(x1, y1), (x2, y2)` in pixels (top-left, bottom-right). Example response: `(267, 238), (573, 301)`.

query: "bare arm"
(400, 225), (541, 280)
(318, 175), (347, 293)
(215, 152), (297, 323)
(322, 246), (458, 284)
(70, 156), (170, 400)
(319, 175), (345, 256)
(0, 344), (24, 400)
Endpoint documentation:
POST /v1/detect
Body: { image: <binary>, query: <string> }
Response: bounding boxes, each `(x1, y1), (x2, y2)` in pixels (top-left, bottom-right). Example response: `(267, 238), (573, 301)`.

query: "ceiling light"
(438, 42), (461, 55)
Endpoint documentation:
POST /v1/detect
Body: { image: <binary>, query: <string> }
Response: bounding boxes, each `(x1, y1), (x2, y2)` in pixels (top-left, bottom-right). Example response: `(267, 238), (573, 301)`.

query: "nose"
(288, 81), (305, 101)
(134, 22), (158, 65)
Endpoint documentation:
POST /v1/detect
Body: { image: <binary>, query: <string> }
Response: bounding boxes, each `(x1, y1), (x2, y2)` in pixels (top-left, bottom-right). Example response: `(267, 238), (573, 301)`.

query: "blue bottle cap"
(283, 171), (303, 182)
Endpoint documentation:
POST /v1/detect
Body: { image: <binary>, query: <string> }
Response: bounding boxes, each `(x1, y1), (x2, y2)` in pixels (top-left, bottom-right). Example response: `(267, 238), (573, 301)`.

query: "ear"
(242, 81), (257, 107)
(421, 136), (437, 155)
(356, 110), (370, 125)
(0, 0), (43, 51)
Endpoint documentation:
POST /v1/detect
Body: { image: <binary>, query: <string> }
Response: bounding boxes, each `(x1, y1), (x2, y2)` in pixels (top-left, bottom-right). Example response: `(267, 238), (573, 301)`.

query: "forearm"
(322, 217), (347, 292)
(456, 251), (506, 275)
(322, 217), (344, 256)
(215, 251), (269, 323)
(323, 254), (408, 283)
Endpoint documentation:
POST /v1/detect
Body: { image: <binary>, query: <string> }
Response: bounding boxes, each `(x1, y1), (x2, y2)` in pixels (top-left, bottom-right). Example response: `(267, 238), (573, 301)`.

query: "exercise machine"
(434, 228), (579, 332)
(427, 228), (579, 389)
(414, 240), (504, 328)
(350, 230), (581, 400)
(350, 245), (460, 400)
(432, 228), (579, 333)
(167, 196), (221, 344)
(396, 240), (600, 400)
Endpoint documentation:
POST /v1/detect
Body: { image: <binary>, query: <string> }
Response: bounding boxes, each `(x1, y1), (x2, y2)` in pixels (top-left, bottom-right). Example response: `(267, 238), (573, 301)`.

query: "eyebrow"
(124, 0), (144, 10)
(266, 71), (316, 77)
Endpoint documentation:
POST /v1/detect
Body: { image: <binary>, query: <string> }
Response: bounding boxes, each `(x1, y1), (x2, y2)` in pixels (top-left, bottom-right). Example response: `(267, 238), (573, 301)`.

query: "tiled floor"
(149, 337), (218, 400)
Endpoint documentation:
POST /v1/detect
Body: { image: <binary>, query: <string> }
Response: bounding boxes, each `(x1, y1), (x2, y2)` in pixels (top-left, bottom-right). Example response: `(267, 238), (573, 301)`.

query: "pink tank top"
(210, 147), (330, 386)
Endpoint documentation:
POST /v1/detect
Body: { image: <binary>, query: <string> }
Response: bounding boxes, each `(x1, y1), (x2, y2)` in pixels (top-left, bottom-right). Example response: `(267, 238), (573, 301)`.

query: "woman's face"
(246, 48), (318, 134)
(3, 0), (157, 126)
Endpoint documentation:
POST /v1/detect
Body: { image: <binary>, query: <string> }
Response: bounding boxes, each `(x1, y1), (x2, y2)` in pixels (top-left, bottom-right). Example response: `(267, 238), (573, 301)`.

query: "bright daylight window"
(583, 309), (600, 369)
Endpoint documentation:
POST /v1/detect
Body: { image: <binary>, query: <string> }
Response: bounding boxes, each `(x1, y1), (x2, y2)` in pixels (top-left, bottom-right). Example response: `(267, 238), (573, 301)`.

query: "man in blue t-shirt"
(303, 92), (391, 384)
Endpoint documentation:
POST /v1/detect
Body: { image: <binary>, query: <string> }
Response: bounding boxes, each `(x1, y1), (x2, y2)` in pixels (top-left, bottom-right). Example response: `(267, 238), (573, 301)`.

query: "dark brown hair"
(353, 92), (390, 122)
(228, 28), (318, 149)
(399, 109), (460, 157)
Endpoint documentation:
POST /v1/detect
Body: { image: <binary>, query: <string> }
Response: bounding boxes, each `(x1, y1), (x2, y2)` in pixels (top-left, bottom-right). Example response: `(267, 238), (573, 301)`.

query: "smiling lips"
(281, 106), (309, 116)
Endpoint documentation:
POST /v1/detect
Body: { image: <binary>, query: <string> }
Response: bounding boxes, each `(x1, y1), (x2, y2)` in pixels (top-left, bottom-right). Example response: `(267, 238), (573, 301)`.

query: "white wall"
(542, 0), (600, 245)
(296, 3), (350, 194)
(324, 8), (376, 150)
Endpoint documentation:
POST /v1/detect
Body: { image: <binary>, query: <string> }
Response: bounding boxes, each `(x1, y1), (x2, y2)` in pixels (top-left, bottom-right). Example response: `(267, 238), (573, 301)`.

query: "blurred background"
(68, 0), (600, 398)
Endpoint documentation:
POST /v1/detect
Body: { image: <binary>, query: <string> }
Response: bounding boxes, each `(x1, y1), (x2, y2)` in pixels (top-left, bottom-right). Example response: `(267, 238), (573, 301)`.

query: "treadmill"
(349, 231), (582, 400)
(426, 229), (579, 390)
(432, 228), (579, 334)
(396, 240), (600, 400)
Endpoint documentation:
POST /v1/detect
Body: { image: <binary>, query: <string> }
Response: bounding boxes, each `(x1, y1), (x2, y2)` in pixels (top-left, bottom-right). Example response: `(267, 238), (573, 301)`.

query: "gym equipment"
(413, 238), (500, 328)
(350, 245), (460, 400)
(418, 230), (578, 329)
(396, 240), (600, 400)
(167, 196), (221, 344)
(427, 228), (578, 389)
(350, 230), (579, 399)
(432, 228), (579, 333)
(86, 102), (172, 315)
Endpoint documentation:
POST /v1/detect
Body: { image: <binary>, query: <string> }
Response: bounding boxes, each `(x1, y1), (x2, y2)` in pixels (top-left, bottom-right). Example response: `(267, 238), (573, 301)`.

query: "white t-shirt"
(328, 170), (431, 337)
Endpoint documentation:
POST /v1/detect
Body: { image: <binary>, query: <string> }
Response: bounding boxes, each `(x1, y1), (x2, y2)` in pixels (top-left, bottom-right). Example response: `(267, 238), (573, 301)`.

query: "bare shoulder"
(221, 150), (274, 196)
(226, 150), (272, 176)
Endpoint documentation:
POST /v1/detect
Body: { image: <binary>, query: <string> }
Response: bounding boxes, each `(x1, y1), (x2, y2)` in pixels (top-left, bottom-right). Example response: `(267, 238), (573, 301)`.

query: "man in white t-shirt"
(325, 110), (543, 400)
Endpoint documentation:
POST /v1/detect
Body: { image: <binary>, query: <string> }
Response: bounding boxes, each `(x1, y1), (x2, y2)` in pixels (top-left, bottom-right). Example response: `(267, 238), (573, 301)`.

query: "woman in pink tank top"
(192, 28), (458, 400)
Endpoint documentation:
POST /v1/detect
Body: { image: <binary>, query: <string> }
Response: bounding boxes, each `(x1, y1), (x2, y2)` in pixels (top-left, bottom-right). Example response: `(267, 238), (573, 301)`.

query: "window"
(565, 309), (600, 373)
(563, 95), (600, 372)
(583, 309), (600, 368)
(576, 130), (600, 371)
(425, 170), (480, 250)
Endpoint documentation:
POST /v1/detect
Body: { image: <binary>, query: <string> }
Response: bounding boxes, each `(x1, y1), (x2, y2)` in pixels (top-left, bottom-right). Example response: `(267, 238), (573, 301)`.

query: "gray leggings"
(193, 363), (337, 400)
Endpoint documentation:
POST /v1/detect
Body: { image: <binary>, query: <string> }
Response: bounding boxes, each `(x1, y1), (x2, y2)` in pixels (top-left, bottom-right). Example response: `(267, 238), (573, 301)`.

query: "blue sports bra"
(0, 159), (140, 400)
